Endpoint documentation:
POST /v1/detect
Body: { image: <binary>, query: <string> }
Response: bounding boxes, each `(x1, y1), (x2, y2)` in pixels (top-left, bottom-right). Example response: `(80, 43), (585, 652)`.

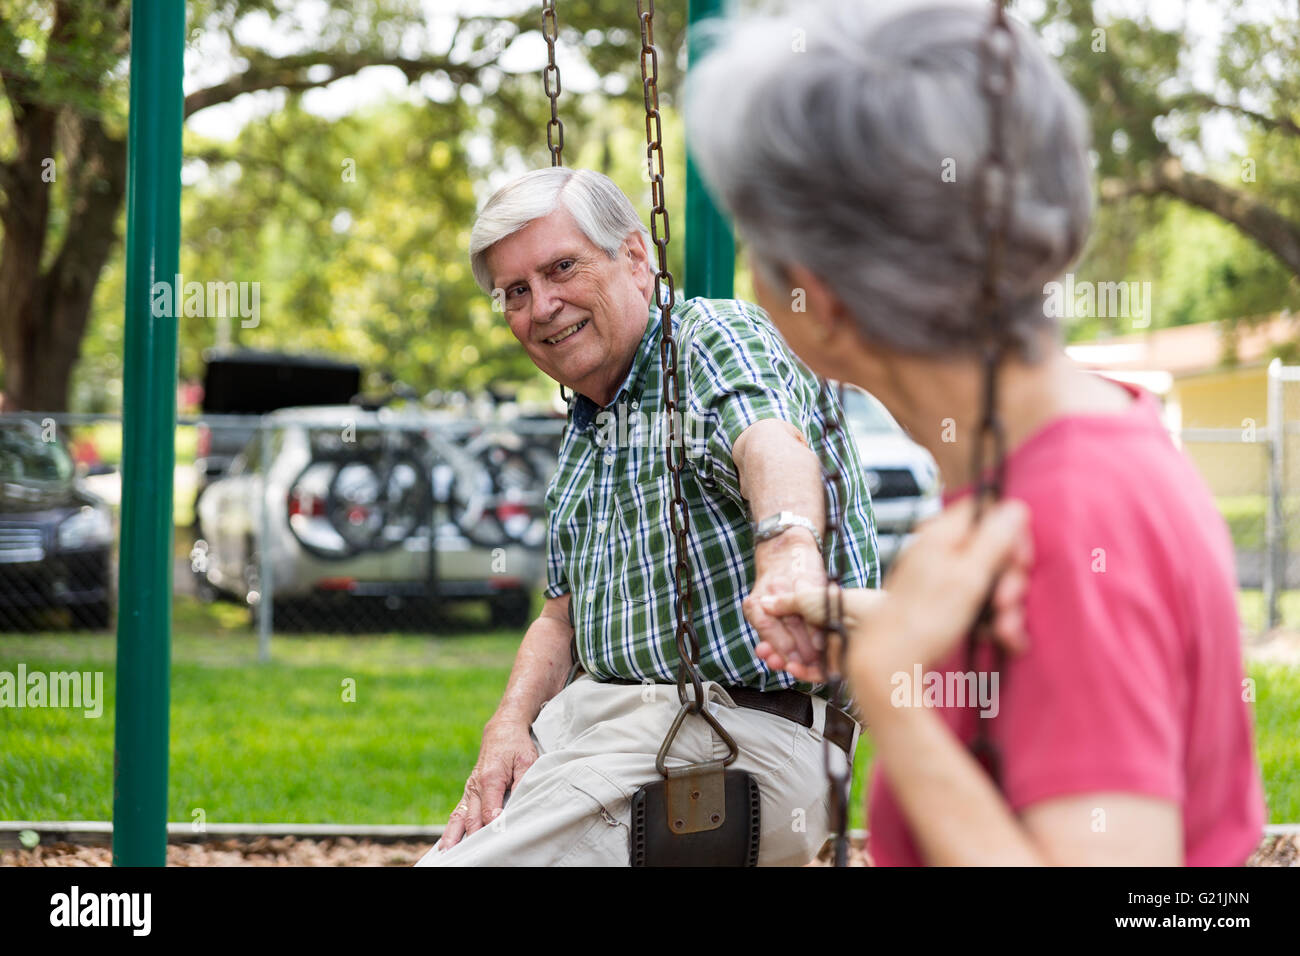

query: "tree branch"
(1165, 91), (1300, 140)
(1100, 155), (1300, 275)
(184, 51), (483, 118)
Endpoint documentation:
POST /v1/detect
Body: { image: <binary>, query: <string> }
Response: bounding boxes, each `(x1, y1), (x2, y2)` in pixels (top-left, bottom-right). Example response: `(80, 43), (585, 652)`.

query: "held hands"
(436, 714), (538, 852)
(757, 497), (1033, 683)
(743, 528), (829, 683)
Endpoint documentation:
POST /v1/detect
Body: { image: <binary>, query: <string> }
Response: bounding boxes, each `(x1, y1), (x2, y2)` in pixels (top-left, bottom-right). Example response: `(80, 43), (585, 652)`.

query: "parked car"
(0, 422), (114, 630)
(839, 384), (942, 568)
(193, 349), (362, 533)
(193, 405), (552, 629)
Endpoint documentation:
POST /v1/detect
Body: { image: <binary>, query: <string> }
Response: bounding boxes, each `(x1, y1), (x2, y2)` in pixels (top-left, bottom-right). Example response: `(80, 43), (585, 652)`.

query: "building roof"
(1067, 311), (1299, 378)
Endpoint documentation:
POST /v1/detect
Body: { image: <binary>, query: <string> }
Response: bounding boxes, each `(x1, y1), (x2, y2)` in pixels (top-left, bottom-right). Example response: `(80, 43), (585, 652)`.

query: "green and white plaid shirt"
(545, 297), (879, 691)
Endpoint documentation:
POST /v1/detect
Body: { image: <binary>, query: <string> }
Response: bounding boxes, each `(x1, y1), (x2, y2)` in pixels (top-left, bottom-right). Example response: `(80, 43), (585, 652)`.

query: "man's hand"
(434, 593), (572, 853)
(436, 714), (539, 852)
(732, 418), (830, 683)
(745, 530), (829, 683)
(758, 497), (1033, 684)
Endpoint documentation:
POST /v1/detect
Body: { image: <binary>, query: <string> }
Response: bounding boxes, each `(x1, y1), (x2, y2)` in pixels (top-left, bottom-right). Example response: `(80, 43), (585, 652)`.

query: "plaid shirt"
(544, 297), (879, 691)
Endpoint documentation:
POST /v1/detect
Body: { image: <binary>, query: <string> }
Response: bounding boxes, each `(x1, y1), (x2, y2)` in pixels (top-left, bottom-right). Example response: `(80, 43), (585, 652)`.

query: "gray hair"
(469, 167), (654, 294)
(684, 0), (1093, 359)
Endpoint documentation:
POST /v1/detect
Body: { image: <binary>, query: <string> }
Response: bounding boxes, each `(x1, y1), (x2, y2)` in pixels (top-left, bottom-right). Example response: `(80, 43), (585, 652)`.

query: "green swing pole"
(684, 0), (734, 300)
(113, 0), (185, 867)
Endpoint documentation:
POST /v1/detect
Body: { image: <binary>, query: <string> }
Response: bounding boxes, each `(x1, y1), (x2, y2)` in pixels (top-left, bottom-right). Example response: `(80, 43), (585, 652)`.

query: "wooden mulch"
(4, 831), (1295, 866)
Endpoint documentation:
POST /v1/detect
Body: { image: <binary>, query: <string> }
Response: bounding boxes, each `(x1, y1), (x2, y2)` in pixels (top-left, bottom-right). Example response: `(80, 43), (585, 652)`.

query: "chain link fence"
(1174, 360), (1300, 634)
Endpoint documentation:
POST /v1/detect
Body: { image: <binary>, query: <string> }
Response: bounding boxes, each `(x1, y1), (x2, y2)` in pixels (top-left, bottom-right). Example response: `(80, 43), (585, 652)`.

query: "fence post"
(1266, 358), (1283, 630)
(257, 418), (274, 662)
(113, 0), (185, 867)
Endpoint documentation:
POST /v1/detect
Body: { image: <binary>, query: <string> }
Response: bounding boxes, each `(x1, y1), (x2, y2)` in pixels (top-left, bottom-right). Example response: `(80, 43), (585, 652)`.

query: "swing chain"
(637, 0), (705, 714)
(967, 0), (1017, 784)
(972, 0), (1015, 512)
(542, 0), (565, 166)
(816, 379), (851, 868)
(814, 0), (1020, 868)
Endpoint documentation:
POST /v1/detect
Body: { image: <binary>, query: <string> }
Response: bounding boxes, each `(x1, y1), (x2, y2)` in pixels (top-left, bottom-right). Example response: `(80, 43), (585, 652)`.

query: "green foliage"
(1068, 198), (1300, 342)
(1038, 0), (1300, 342)
(11, 0), (1300, 407)
(59, 0), (693, 409)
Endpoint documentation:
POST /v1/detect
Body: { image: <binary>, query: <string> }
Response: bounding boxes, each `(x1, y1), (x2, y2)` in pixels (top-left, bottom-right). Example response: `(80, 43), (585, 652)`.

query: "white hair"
(684, 0), (1094, 359)
(469, 167), (654, 294)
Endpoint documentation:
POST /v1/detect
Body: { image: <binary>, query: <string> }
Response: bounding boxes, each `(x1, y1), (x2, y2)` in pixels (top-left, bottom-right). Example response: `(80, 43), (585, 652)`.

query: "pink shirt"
(868, 381), (1266, 866)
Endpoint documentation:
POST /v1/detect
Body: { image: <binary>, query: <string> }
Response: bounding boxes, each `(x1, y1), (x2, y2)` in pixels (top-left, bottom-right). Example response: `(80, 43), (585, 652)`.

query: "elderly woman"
(685, 0), (1266, 865)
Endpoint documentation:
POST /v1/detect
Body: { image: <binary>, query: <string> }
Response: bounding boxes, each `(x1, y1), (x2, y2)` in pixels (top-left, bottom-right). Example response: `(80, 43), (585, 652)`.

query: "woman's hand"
(758, 496), (1033, 680)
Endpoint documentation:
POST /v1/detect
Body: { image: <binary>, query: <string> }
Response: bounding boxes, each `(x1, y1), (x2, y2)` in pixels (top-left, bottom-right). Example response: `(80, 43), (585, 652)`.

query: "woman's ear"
(785, 264), (848, 344)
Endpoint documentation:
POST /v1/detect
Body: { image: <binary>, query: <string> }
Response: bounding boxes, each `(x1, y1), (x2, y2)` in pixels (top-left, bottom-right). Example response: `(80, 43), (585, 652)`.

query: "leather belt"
(727, 687), (857, 758)
(597, 677), (857, 757)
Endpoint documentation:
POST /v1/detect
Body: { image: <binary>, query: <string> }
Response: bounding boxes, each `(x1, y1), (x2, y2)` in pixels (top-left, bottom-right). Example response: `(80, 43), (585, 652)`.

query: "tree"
(1038, 0), (1300, 294)
(1, 0), (688, 411)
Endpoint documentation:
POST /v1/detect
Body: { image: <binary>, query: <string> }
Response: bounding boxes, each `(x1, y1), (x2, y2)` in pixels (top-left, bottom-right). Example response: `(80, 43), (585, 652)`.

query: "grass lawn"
(0, 597), (1294, 828)
(0, 599), (521, 827)
(1238, 588), (1300, 634)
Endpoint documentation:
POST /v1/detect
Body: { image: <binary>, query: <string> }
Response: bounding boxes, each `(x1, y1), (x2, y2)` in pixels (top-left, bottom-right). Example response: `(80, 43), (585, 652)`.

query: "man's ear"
(625, 232), (654, 295)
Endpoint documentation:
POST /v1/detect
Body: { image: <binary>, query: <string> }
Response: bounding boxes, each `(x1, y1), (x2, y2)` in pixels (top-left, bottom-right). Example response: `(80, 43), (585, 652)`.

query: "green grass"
(1215, 494), (1300, 553)
(1250, 663), (1300, 822)
(1237, 589), (1300, 634)
(0, 598), (1293, 828)
(0, 599), (521, 825)
(1218, 496), (1268, 551)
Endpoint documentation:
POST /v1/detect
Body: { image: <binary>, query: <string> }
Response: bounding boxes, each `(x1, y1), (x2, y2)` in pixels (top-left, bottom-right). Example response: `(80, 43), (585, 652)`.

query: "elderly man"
(416, 166), (879, 866)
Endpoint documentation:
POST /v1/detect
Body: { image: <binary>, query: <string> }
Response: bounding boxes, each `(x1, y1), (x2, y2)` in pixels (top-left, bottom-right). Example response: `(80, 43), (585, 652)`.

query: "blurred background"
(0, 0), (1297, 834)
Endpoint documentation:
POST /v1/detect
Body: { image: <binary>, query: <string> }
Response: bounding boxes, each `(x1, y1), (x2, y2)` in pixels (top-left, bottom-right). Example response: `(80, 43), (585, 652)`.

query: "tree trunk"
(0, 115), (127, 412)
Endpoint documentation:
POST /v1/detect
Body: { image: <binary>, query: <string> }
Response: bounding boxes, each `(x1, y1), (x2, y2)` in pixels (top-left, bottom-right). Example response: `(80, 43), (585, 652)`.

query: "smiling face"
(487, 207), (654, 406)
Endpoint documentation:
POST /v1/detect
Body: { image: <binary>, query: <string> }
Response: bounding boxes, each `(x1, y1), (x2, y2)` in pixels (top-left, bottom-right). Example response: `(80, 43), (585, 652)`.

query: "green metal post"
(685, 0), (735, 301)
(113, 0), (185, 867)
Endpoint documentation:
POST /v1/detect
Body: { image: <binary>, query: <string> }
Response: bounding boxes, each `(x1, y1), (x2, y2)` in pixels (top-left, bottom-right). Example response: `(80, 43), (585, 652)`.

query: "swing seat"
(630, 761), (761, 867)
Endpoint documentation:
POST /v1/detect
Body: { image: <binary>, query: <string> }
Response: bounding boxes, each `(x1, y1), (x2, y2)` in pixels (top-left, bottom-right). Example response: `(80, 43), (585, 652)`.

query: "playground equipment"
(112, 0), (1013, 869)
(111, 0), (735, 868)
(114, 1), (184, 867)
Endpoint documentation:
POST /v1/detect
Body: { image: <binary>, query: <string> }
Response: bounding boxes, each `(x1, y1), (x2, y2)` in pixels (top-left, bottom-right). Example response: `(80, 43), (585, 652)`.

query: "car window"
(228, 428), (286, 477)
(840, 386), (898, 434)
(0, 425), (75, 483)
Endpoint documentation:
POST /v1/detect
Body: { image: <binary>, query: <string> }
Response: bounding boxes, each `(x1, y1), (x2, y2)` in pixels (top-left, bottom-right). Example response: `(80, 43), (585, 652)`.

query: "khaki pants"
(415, 673), (859, 867)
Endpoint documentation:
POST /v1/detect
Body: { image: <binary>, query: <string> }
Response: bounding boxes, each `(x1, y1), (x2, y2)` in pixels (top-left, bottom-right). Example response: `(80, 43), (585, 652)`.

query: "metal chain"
(815, 0), (1019, 867)
(817, 379), (851, 868)
(966, 0), (1016, 786)
(542, 0), (565, 167)
(544, 0), (567, 410)
(636, 0), (703, 713)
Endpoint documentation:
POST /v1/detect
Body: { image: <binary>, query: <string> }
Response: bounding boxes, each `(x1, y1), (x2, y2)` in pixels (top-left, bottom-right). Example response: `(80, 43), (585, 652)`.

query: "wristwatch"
(753, 511), (824, 551)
